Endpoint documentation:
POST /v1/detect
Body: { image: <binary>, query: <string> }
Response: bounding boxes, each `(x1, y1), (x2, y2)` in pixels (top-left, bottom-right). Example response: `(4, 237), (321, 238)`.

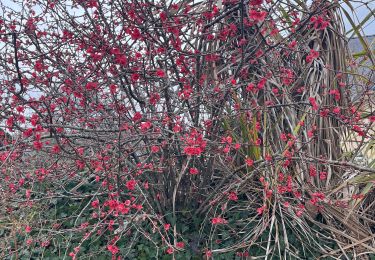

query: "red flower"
(246, 83), (255, 92)
(280, 68), (294, 86)
(160, 11), (167, 21)
(51, 145), (60, 154)
(107, 245), (119, 255)
(86, 82), (98, 91)
(254, 138), (262, 146)
(132, 112), (142, 122)
(222, 136), (233, 144)
(131, 28), (141, 40)
(107, 200), (118, 210)
(140, 121), (152, 131)
(23, 128), (33, 137)
(211, 217), (227, 225)
(309, 166), (317, 177)
(164, 223), (170, 231)
(156, 69), (165, 77)
(109, 84), (117, 93)
(116, 203), (130, 214)
(125, 180), (137, 190)
(250, 0), (263, 6)
(149, 93), (160, 105)
(205, 54), (220, 62)
(34, 60), (44, 72)
(33, 141), (43, 150)
(249, 9), (267, 23)
(115, 54), (127, 65)
(77, 147), (84, 156)
(257, 78), (267, 89)
(31, 114), (39, 126)
(151, 145), (160, 153)
(245, 158), (254, 166)
(296, 210), (303, 217)
(352, 125), (365, 136)
(332, 107), (340, 114)
(85, 0), (98, 8)
(131, 73), (140, 81)
(257, 205), (266, 215)
(228, 192), (238, 201)
(76, 160), (85, 170)
(69, 252), (76, 259)
(178, 85), (193, 100)
(319, 171), (327, 180)
(26, 189), (31, 199)
(189, 167), (199, 175)
(91, 199), (99, 208)
(265, 154), (272, 161)
(25, 226), (32, 233)
(309, 97), (319, 111)
(176, 242), (185, 249)
(173, 123), (182, 133)
(306, 49), (319, 63)
(288, 40), (297, 49)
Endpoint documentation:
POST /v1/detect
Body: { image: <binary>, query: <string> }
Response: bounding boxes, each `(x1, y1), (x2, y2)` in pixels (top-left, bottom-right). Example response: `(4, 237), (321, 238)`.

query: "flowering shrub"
(0, 0), (374, 259)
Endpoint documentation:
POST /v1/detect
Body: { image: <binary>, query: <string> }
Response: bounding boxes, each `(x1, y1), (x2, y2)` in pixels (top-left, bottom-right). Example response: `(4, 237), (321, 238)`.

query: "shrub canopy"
(0, 0), (374, 258)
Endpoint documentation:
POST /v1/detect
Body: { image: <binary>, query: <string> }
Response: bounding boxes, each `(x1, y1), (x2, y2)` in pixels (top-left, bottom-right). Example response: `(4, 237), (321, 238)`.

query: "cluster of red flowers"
(249, 9), (268, 23)
(306, 49), (319, 63)
(182, 129), (207, 156)
(310, 15), (330, 30)
(211, 217), (228, 225)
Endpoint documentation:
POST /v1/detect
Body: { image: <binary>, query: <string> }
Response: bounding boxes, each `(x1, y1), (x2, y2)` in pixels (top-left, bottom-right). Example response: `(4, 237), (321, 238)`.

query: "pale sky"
(341, 1), (375, 37)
